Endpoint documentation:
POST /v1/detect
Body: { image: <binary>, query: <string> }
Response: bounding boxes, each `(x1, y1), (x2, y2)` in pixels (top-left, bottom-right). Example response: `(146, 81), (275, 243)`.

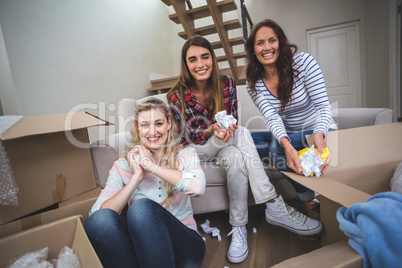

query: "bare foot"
(305, 195), (321, 221)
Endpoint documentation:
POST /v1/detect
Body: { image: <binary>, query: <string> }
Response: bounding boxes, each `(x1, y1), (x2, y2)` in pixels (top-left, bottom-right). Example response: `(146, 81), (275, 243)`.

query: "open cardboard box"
(0, 112), (108, 224)
(273, 122), (402, 267)
(0, 187), (101, 239)
(0, 215), (102, 267)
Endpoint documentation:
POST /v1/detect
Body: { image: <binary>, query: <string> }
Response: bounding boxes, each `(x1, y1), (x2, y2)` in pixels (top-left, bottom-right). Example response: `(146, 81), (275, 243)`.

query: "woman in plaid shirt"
(167, 36), (322, 264)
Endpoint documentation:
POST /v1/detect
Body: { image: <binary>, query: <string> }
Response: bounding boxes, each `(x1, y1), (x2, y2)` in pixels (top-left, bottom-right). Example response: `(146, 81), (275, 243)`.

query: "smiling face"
(136, 108), (171, 153)
(254, 26), (280, 68)
(186, 45), (213, 82)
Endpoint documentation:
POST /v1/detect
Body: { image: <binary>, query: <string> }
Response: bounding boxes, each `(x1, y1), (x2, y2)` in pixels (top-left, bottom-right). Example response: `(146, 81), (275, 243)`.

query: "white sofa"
(90, 85), (393, 214)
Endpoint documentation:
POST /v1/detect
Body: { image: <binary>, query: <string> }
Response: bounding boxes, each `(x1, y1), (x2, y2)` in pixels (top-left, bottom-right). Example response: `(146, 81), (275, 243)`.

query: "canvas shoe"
(265, 195), (323, 235)
(226, 226), (249, 263)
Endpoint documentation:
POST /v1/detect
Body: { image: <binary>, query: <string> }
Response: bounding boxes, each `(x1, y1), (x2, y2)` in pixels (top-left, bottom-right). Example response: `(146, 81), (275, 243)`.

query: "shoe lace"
(277, 198), (307, 225)
(226, 227), (245, 249)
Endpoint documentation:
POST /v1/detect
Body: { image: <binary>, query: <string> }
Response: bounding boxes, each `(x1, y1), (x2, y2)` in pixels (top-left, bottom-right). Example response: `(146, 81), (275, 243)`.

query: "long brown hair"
(128, 97), (178, 208)
(167, 35), (224, 117)
(246, 19), (298, 112)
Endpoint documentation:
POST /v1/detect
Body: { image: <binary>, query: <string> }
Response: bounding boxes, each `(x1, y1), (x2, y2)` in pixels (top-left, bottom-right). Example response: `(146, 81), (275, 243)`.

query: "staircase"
(148, 0), (252, 94)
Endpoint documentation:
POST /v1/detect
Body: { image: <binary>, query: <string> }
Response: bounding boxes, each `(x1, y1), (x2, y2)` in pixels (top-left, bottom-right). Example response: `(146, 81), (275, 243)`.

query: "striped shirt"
(247, 52), (337, 143)
(89, 147), (206, 232)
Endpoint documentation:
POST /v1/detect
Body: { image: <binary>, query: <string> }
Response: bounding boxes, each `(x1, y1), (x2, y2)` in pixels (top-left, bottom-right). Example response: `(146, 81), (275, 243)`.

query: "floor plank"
(194, 199), (322, 267)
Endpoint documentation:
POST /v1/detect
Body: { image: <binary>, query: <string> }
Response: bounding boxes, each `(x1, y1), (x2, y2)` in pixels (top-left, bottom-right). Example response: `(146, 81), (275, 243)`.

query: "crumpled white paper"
(200, 219), (221, 241)
(134, 153), (140, 164)
(299, 145), (324, 177)
(215, 111), (237, 129)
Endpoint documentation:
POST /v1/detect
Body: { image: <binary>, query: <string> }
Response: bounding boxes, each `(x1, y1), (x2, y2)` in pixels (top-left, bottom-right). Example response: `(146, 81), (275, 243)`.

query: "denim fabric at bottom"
(251, 130), (315, 202)
(85, 199), (205, 268)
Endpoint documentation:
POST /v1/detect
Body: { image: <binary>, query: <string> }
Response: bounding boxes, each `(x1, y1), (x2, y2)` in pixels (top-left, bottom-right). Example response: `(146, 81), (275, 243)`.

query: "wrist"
(203, 125), (213, 138)
(313, 132), (325, 139)
(146, 162), (159, 174)
(280, 137), (291, 148)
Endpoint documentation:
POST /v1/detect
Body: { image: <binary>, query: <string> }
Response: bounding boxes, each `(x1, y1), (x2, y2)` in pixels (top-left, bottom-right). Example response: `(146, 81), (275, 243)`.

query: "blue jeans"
(85, 198), (205, 268)
(251, 130), (315, 202)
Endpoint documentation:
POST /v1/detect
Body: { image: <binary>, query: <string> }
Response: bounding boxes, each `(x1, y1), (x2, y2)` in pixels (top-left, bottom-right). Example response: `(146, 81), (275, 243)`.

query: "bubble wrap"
(8, 247), (53, 268)
(8, 246), (81, 268)
(0, 115), (23, 205)
(56, 246), (81, 268)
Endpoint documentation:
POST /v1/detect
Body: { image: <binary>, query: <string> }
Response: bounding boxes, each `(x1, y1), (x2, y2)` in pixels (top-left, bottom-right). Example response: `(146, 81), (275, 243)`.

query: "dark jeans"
(251, 130), (314, 202)
(85, 198), (205, 268)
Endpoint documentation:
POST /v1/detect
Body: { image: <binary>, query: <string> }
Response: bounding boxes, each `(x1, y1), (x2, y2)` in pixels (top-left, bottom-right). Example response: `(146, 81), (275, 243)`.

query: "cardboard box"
(0, 215), (102, 267)
(59, 186), (101, 209)
(272, 239), (362, 267)
(0, 112), (108, 224)
(274, 122), (402, 267)
(0, 187), (101, 239)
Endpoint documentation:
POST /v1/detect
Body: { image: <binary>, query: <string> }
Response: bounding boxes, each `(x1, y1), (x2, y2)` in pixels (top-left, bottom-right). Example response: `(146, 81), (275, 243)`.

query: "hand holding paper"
(298, 145), (330, 177)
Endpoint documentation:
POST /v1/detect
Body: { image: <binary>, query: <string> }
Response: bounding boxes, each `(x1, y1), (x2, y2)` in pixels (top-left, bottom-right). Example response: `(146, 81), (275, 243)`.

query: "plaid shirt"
(169, 75), (238, 146)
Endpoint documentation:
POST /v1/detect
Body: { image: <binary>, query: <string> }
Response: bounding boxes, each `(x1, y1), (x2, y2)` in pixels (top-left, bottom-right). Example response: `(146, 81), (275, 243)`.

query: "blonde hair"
(128, 97), (179, 208)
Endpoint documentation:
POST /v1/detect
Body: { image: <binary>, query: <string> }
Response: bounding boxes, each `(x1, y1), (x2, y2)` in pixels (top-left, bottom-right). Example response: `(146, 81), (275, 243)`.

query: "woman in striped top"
(246, 19), (337, 223)
(85, 98), (206, 268)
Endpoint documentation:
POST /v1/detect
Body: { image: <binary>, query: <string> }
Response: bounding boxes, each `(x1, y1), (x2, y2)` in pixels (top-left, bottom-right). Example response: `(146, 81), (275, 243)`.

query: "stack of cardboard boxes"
(1, 110), (400, 267)
(274, 122), (402, 267)
(0, 112), (106, 267)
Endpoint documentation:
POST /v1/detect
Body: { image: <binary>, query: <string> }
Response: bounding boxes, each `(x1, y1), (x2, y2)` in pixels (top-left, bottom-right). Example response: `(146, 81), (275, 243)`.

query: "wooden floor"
(194, 199), (322, 268)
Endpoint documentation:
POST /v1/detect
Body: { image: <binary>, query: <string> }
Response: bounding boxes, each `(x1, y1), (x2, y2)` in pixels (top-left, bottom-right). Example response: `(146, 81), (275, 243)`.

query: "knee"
(85, 209), (121, 237)
(237, 126), (251, 138)
(127, 198), (157, 225)
(218, 147), (243, 170)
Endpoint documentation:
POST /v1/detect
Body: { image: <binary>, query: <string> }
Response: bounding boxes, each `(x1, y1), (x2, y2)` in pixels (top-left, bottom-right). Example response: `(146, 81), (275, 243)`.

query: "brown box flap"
(325, 122), (402, 171)
(1, 112), (109, 140)
(284, 172), (371, 208)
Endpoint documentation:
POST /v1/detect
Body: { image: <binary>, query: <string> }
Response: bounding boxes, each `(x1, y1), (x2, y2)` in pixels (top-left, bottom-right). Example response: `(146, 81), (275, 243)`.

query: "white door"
(307, 21), (362, 108)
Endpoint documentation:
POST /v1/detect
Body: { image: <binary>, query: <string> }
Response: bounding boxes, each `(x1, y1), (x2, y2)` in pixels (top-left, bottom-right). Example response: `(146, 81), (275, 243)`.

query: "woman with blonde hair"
(167, 35), (322, 264)
(85, 98), (206, 268)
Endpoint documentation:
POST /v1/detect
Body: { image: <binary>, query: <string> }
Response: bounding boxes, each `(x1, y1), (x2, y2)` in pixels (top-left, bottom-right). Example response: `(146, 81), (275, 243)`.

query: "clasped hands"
(127, 145), (158, 175)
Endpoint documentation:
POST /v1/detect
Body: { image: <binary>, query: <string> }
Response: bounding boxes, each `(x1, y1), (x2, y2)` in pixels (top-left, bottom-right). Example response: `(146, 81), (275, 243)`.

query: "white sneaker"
(226, 226), (249, 263)
(265, 195), (323, 236)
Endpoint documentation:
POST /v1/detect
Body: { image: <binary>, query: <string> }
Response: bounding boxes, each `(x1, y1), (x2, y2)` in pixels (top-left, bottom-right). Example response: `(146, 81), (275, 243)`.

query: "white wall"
(0, 0), (184, 140)
(0, 0), (395, 139)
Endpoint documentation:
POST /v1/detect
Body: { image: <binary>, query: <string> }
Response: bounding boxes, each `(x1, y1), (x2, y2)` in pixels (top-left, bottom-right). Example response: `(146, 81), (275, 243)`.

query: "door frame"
(390, 0), (401, 121)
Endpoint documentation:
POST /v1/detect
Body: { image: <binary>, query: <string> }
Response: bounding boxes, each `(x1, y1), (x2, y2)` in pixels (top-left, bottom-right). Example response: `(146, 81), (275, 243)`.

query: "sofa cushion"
(236, 85), (269, 132)
(332, 108), (392, 130)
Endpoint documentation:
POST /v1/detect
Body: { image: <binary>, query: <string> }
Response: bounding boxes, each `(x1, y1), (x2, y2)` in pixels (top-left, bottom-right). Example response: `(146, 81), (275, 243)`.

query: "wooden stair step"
(150, 75), (179, 88)
(210, 37), (245, 49)
(216, 51), (246, 62)
(146, 85), (173, 93)
(147, 66), (247, 94)
(178, 19), (241, 39)
(169, 0), (237, 24)
(161, 0), (171, 6)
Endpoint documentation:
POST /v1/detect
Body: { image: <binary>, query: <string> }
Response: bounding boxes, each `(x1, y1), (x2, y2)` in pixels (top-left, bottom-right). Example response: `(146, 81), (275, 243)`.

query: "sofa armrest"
(90, 131), (132, 188)
(334, 108), (393, 130)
